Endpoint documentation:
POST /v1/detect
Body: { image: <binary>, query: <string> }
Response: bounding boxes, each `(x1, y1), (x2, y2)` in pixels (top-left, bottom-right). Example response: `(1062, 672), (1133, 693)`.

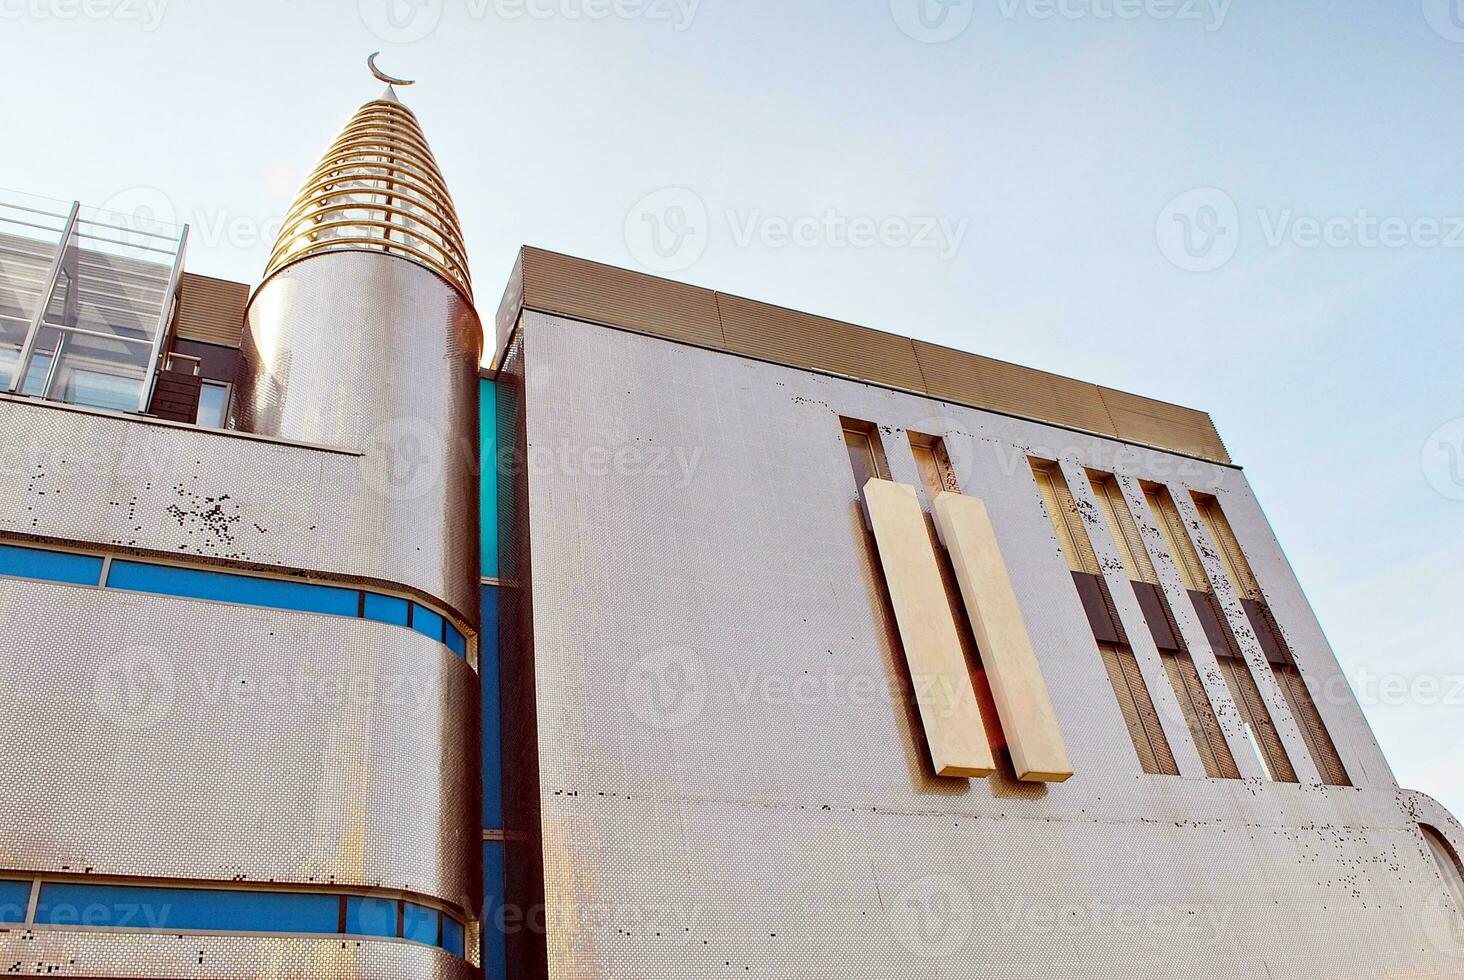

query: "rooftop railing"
(0, 190), (188, 414)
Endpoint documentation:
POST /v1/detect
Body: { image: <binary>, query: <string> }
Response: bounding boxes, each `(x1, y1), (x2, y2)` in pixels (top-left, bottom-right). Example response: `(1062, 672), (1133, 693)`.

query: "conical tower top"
(263, 66), (472, 302)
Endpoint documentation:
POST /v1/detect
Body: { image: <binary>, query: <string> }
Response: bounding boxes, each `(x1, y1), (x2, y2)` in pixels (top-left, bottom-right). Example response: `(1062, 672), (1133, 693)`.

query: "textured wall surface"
(518, 310), (1464, 979)
(0, 577), (479, 911)
(0, 929), (475, 979)
(0, 393), (477, 621)
(235, 252), (481, 622)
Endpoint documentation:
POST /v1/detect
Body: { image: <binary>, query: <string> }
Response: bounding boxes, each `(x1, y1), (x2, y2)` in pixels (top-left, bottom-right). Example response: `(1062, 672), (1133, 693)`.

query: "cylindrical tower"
(235, 84), (481, 621)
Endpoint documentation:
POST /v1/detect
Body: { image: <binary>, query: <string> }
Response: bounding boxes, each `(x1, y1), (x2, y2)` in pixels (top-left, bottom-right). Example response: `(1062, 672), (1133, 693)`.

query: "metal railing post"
(137, 223), (189, 413)
(8, 200), (79, 394)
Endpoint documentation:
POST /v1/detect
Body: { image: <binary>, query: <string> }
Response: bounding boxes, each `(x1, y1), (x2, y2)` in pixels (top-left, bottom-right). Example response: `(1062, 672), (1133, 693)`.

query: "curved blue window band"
(23, 880), (466, 959)
(0, 544), (469, 660)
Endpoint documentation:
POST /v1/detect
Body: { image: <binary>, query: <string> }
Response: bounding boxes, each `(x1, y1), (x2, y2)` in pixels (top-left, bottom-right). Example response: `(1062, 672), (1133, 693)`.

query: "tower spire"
(261, 59), (470, 300)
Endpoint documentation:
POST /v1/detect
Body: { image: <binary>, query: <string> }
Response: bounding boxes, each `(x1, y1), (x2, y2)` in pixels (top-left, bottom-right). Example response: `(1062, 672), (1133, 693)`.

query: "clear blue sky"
(6, 0), (1461, 813)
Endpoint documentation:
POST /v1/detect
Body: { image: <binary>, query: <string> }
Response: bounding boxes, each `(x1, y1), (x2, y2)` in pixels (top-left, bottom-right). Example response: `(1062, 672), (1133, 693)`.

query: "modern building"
(0, 74), (1462, 979)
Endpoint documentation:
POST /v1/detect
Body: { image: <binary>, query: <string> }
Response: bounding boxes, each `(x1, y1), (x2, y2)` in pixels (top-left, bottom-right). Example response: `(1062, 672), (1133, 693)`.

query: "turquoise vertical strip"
(482, 840), (506, 979)
(479, 378), (499, 579)
(480, 586), (502, 828)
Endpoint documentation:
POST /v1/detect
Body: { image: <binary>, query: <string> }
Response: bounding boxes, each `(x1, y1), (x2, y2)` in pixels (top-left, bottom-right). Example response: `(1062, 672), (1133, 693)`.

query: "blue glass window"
(344, 896), (398, 938)
(34, 884), (338, 933)
(0, 544), (103, 586)
(442, 914), (465, 957)
(107, 562), (359, 618)
(411, 605), (445, 643)
(0, 879), (29, 924)
(402, 902), (439, 945)
(445, 624), (467, 657)
(363, 593), (410, 627)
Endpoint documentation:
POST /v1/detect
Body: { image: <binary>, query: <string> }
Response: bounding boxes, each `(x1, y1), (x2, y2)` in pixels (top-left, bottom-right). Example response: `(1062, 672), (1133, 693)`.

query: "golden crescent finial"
(367, 52), (416, 87)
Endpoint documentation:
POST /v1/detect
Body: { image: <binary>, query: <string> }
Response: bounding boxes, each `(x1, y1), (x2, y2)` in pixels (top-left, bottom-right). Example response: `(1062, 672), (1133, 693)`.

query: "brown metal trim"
(1132, 581), (1183, 653)
(495, 246), (1235, 465)
(1072, 571), (1127, 646)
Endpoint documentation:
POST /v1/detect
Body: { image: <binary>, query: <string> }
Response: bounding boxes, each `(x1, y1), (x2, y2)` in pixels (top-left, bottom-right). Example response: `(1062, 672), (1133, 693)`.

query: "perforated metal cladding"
(234, 251), (480, 618)
(0, 578), (478, 909)
(0, 930), (475, 979)
(516, 311), (1460, 979)
(0, 393), (476, 622)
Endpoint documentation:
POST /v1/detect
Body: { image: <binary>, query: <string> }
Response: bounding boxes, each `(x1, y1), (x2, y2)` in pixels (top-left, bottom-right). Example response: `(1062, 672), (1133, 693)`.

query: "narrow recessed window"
(1088, 472), (1238, 780)
(196, 381), (231, 429)
(1242, 722), (1274, 780)
(1272, 662), (1349, 786)
(1029, 461), (1098, 575)
(1142, 483), (1208, 592)
(1191, 493), (1260, 600)
(1089, 473), (1156, 584)
(1030, 460), (1177, 776)
(1189, 492), (1349, 786)
(1214, 654), (1298, 782)
(910, 433), (960, 500)
(841, 418), (890, 490)
(1097, 641), (1179, 776)
(1160, 649), (1240, 780)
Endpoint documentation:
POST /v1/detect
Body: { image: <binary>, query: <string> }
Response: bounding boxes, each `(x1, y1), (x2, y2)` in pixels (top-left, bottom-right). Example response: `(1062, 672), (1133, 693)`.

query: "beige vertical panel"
(863, 479), (996, 779)
(933, 492), (1072, 782)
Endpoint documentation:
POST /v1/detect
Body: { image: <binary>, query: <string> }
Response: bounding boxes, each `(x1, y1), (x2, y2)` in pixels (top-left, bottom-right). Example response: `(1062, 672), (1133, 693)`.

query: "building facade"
(0, 81), (1462, 979)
